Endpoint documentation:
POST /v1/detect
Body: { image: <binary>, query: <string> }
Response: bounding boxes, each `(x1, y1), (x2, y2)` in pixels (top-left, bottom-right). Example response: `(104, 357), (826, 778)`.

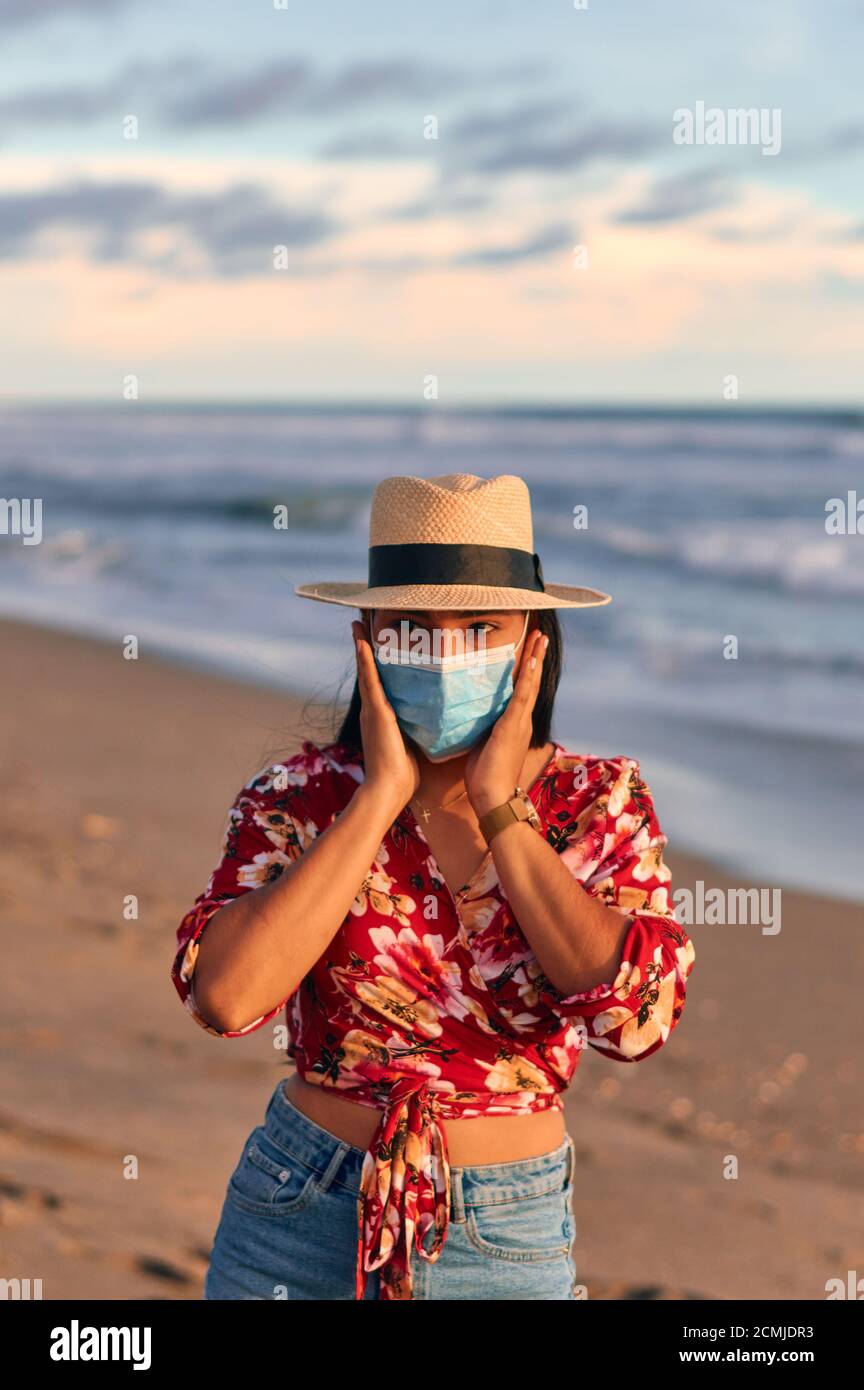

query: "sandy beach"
(1, 615), (861, 1301)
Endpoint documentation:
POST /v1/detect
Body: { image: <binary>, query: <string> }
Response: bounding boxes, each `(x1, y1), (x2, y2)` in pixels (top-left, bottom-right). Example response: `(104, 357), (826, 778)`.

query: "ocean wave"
(0, 527), (126, 573)
(0, 476), (371, 529)
(631, 626), (864, 678)
(589, 521), (864, 598)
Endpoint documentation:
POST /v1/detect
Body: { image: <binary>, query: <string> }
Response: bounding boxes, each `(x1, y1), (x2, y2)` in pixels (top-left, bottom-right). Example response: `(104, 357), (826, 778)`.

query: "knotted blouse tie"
(355, 1076), (452, 1301)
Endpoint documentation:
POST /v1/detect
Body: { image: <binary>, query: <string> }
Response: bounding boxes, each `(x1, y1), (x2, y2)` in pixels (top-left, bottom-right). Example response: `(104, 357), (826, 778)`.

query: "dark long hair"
(334, 608), (563, 753)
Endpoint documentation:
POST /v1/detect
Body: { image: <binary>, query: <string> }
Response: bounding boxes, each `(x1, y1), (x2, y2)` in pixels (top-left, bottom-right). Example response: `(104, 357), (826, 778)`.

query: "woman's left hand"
(465, 627), (548, 817)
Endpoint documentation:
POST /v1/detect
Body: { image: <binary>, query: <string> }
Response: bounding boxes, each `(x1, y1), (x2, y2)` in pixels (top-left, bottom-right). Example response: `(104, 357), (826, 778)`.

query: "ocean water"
(1, 404), (861, 898)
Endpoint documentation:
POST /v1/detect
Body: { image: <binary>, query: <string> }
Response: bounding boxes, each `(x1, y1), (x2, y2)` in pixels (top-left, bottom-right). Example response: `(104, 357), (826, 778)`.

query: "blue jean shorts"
(204, 1078), (579, 1301)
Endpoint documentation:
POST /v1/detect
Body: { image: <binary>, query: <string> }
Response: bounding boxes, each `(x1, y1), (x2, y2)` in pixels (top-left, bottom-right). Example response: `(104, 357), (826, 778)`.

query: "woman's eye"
(468, 622), (496, 634)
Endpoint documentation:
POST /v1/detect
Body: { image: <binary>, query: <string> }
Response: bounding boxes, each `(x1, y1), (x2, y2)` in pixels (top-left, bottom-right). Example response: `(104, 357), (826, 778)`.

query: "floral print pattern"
(171, 739), (695, 1301)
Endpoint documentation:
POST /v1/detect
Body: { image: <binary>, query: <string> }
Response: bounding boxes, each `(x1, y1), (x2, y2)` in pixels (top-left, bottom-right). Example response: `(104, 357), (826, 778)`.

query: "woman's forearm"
(489, 819), (633, 995)
(192, 782), (402, 1033)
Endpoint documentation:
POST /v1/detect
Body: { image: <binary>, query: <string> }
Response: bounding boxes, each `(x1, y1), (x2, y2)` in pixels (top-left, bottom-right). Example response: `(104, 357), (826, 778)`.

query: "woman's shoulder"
(550, 743), (646, 785)
(238, 739), (364, 804)
(548, 744), (660, 820)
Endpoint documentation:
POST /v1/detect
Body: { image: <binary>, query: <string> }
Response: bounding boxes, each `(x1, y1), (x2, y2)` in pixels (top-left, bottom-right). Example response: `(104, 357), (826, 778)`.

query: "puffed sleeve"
(536, 757), (695, 1061)
(170, 749), (324, 1038)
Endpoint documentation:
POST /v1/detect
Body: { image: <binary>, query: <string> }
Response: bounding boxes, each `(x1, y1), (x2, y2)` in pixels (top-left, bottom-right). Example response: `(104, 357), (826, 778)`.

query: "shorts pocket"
(226, 1125), (321, 1219)
(466, 1183), (574, 1263)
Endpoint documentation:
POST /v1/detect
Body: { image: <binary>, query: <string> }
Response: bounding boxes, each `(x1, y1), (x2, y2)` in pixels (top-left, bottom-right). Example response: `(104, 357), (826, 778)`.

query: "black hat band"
(368, 542), (546, 592)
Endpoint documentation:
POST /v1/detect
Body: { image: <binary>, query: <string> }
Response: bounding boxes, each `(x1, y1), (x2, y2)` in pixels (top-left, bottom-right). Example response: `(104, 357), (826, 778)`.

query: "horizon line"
(0, 397), (861, 418)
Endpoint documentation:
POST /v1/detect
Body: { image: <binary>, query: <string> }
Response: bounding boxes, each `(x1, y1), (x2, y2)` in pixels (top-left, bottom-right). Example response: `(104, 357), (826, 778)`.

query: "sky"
(1, 0), (862, 404)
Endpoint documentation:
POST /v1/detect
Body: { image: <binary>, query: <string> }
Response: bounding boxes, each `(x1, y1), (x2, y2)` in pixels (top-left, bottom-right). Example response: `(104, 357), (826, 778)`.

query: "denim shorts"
(204, 1077), (579, 1301)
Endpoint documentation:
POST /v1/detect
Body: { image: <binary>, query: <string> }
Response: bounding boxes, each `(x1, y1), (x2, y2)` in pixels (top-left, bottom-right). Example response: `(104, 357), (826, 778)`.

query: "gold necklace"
(410, 786), (469, 824)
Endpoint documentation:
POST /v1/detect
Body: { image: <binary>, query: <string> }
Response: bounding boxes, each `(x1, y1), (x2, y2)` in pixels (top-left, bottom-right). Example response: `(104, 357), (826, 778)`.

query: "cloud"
(305, 59), (460, 113)
(388, 186), (496, 221)
(0, 179), (337, 277)
(0, 170), (566, 283)
(315, 98), (670, 236)
(318, 110), (566, 165)
(165, 58), (461, 126)
(614, 169), (738, 224)
(0, 76), (124, 125)
(458, 120), (664, 176)
(0, 55), (466, 136)
(0, 58), (201, 136)
(0, 56), (651, 192)
(0, 0), (127, 27)
(449, 99), (574, 145)
(0, 51), (667, 213)
(767, 121), (864, 165)
(708, 219), (795, 243)
(160, 58), (553, 129)
(454, 222), (571, 266)
(320, 98), (663, 181)
(319, 129), (420, 160)
(302, 223), (574, 276)
(822, 122), (864, 156)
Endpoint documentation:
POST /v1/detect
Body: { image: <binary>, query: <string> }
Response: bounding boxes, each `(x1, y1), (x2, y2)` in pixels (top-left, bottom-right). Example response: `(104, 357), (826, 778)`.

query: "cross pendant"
(420, 807), (431, 823)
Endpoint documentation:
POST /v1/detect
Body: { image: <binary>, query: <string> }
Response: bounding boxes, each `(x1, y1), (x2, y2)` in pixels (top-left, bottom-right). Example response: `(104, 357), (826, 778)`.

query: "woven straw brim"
(294, 581), (611, 610)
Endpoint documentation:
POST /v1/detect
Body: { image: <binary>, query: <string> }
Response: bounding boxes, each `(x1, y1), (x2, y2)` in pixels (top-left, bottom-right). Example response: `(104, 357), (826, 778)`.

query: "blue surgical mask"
(374, 613), (530, 761)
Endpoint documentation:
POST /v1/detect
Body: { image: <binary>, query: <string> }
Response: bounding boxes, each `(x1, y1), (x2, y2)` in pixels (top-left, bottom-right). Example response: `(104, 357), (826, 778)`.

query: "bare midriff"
(281, 1070), (566, 1165)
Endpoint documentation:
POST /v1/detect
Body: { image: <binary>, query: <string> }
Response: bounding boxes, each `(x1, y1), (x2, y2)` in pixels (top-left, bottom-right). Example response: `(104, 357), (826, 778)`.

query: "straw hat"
(294, 473), (612, 611)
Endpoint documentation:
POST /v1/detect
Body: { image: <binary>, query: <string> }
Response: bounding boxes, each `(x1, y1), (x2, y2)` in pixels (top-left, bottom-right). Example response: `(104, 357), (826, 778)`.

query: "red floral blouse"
(171, 739), (695, 1301)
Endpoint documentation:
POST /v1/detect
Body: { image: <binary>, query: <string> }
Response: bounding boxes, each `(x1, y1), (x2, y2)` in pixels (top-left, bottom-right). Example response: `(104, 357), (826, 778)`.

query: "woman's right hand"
(351, 619), (419, 815)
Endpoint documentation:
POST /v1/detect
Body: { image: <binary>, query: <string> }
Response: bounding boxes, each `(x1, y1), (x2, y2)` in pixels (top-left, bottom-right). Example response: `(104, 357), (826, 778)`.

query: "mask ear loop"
(474, 611), (530, 666)
(461, 610), (531, 673)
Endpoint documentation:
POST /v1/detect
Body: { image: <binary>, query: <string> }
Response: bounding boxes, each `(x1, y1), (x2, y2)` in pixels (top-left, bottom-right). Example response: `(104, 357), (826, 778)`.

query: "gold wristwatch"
(478, 787), (542, 846)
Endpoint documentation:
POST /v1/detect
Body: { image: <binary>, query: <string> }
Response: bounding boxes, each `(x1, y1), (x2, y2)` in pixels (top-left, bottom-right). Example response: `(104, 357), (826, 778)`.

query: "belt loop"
(317, 1141), (351, 1193)
(449, 1166), (466, 1223)
(565, 1132), (575, 1185)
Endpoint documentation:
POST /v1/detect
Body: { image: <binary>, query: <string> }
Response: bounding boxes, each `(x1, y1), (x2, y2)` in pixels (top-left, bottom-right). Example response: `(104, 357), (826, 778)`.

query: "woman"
(171, 472), (696, 1301)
